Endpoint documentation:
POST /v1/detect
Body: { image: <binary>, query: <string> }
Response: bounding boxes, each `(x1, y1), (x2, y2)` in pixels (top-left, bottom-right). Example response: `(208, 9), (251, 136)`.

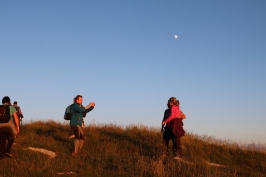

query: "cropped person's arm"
(161, 109), (168, 131)
(13, 112), (20, 133)
(161, 122), (165, 133)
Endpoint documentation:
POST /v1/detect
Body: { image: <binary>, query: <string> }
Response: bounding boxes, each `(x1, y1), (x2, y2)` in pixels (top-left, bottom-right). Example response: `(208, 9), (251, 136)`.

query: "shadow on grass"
(98, 129), (161, 159)
(35, 127), (73, 153)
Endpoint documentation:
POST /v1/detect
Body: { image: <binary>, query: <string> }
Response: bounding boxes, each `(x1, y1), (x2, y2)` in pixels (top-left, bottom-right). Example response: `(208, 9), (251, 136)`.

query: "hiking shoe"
(174, 156), (181, 160)
(5, 152), (13, 158)
(174, 154), (183, 160)
(69, 135), (75, 139)
(162, 152), (169, 158)
(71, 152), (77, 157)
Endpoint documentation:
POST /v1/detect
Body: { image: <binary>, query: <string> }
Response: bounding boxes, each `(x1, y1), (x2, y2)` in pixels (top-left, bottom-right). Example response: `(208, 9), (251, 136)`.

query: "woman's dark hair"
(74, 95), (82, 102)
(2, 96), (11, 104)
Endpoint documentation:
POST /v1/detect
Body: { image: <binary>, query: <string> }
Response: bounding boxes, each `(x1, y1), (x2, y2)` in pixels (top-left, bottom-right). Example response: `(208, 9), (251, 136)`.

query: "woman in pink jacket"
(162, 97), (186, 159)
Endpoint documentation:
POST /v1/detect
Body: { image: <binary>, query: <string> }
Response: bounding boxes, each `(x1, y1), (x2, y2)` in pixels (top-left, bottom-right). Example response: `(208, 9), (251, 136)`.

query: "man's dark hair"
(2, 96), (11, 104)
(14, 101), (17, 105)
(74, 95), (82, 102)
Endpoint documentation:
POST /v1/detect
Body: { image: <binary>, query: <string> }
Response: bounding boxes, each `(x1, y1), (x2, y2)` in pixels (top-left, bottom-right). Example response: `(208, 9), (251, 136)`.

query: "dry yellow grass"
(0, 120), (265, 177)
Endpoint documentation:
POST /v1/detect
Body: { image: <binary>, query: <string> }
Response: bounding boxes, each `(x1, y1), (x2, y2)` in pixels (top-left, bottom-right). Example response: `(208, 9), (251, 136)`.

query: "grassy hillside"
(0, 121), (265, 177)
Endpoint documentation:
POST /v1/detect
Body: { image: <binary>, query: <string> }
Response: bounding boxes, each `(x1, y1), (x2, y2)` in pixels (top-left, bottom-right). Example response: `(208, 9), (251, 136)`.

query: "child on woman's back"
(162, 97), (185, 125)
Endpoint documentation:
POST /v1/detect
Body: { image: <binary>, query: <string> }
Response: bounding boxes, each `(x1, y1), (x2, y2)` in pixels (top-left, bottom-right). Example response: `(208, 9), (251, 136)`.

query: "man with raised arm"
(70, 95), (95, 156)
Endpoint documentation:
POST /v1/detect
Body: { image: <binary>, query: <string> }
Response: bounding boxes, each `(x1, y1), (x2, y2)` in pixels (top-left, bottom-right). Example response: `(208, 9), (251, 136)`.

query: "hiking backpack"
(0, 105), (11, 123)
(64, 104), (73, 120)
(15, 106), (23, 118)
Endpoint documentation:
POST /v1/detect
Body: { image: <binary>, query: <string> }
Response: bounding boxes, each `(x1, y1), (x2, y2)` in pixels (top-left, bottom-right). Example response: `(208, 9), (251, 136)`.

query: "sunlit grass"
(0, 120), (265, 177)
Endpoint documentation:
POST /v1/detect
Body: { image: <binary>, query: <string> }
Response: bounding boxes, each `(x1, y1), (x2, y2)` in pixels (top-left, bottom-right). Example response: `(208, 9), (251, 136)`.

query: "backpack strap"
(70, 104), (77, 116)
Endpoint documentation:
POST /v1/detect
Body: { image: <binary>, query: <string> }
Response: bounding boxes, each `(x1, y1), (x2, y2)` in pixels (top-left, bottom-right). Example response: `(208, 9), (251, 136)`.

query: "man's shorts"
(70, 125), (85, 140)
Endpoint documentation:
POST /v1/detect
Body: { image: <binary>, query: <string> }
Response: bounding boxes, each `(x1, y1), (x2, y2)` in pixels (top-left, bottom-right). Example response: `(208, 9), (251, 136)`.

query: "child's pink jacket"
(163, 105), (182, 124)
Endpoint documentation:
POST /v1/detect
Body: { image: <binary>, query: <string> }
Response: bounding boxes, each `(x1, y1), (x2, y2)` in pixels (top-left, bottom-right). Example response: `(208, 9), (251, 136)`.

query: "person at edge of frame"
(0, 96), (20, 158)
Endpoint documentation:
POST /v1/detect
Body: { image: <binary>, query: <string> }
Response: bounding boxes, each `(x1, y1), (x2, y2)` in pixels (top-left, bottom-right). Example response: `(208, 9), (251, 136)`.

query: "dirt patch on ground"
(27, 147), (56, 158)
(206, 161), (226, 168)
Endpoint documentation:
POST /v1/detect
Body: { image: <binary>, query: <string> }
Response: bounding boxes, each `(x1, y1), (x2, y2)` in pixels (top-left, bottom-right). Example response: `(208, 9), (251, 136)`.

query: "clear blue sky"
(1, 1), (266, 144)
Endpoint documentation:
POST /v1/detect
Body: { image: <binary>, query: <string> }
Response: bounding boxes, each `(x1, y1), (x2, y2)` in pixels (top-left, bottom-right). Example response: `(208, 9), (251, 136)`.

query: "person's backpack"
(64, 104), (73, 120)
(15, 106), (23, 118)
(0, 105), (11, 123)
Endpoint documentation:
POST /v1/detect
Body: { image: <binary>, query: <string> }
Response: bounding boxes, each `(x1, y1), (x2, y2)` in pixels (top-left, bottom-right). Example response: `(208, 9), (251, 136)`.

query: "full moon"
(174, 35), (178, 39)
